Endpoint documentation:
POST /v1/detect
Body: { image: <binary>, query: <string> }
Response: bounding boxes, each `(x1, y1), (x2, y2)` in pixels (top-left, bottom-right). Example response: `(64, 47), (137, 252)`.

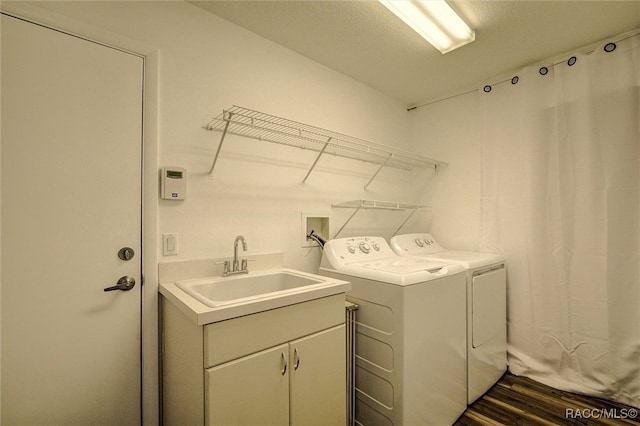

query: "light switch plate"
(163, 233), (178, 256)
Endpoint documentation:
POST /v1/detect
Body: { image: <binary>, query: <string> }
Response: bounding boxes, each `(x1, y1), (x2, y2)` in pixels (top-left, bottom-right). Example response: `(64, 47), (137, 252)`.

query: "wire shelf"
(205, 106), (447, 186)
(331, 199), (431, 237)
(332, 199), (431, 211)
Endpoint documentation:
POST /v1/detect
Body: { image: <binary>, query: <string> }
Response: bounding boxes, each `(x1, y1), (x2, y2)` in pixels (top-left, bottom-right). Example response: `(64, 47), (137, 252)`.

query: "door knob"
(104, 276), (136, 292)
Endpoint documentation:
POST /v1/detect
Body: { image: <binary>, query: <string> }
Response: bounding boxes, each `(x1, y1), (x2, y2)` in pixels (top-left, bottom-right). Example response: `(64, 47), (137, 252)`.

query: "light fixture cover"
(379, 0), (475, 53)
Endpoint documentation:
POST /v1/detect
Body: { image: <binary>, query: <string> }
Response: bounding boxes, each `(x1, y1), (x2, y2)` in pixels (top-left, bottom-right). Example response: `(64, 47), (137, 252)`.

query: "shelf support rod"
(364, 153), (393, 190)
(208, 113), (233, 179)
(333, 206), (362, 238)
(302, 137), (332, 183)
(392, 209), (418, 237)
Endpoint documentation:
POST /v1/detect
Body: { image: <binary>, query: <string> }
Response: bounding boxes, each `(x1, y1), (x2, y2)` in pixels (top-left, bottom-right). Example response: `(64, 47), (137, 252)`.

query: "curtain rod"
(407, 89), (477, 111)
(407, 28), (640, 112)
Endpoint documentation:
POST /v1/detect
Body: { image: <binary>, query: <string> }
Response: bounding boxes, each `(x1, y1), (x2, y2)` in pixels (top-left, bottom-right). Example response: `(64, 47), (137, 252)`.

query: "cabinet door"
(290, 325), (346, 426)
(206, 344), (289, 426)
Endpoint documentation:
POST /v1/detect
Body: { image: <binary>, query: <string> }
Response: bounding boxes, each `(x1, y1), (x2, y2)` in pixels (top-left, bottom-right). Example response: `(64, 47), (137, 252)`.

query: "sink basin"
(162, 265), (351, 324)
(176, 270), (328, 307)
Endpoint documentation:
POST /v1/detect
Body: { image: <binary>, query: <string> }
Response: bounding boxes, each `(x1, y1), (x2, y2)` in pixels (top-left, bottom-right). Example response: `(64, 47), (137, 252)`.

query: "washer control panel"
(414, 236), (436, 247)
(390, 233), (445, 255)
(328, 236), (395, 262)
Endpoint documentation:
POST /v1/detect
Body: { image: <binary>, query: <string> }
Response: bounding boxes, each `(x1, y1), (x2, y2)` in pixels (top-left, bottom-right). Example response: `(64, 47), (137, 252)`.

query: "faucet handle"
(216, 260), (231, 276)
(240, 258), (255, 271)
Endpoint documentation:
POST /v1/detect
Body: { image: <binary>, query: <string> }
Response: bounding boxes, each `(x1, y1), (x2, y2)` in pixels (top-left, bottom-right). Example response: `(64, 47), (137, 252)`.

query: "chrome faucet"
(233, 235), (247, 272)
(221, 235), (250, 277)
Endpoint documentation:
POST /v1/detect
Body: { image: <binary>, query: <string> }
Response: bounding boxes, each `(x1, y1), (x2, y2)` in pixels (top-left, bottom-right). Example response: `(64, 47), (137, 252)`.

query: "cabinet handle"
(281, 352), (287, 375)
(294, 347), (300, 370)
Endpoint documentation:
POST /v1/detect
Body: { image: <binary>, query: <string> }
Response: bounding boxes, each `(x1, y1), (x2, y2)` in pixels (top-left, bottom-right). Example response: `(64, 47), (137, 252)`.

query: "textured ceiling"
(189, 1), (640, 107)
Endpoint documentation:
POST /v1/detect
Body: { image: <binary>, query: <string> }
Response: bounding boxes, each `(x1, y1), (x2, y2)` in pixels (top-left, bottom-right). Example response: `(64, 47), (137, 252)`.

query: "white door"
(1, 14), (143, 425)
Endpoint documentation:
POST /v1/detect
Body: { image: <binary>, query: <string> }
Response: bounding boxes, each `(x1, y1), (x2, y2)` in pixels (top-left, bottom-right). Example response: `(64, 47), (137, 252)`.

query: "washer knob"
(372, 243), (380, 251)
(359, 243), (371, 254)
(347, 246), (356, 254)
(415, 238), (424, 247)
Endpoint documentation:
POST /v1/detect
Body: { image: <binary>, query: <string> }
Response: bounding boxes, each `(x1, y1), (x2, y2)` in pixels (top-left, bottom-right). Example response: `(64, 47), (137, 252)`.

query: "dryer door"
(472, 267), (507, 348)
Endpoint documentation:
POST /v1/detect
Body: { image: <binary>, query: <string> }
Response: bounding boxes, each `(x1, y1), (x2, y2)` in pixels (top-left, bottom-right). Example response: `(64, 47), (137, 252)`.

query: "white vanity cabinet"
(162, 293), (346, 426)
(207, 326), (345, 425)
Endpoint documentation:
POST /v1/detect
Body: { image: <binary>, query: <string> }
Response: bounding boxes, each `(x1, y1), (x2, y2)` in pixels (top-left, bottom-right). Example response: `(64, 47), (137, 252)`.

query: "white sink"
(176, 269), (335, 308)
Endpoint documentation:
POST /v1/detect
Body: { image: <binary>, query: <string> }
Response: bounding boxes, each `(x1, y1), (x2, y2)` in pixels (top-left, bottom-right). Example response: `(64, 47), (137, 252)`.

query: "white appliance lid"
(346, 256), (450, 274)
(390, 233), (505, 269)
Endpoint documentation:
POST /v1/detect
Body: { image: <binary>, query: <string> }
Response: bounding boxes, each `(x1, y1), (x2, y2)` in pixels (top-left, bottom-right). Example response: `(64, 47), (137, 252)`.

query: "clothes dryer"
(320, 236), (467, 425)
(390, 233), (507, 404)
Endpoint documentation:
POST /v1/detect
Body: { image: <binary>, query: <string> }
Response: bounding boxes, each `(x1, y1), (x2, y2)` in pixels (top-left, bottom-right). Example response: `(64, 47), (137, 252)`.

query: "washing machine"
(390, 233), (507, 404)
(320, 236), (467, 426)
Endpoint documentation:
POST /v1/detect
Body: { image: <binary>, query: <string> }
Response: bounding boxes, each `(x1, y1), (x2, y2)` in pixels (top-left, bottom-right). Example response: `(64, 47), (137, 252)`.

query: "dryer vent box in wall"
(161, 167), (186, 200)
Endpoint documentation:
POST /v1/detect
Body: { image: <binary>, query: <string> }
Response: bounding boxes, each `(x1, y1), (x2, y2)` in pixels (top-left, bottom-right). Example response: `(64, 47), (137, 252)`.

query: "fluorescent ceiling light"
(379, 0), (475, 54)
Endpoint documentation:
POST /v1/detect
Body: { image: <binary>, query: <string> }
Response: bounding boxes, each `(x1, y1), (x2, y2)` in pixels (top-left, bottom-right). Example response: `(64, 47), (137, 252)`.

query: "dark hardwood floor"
(456, 373), (640, 426)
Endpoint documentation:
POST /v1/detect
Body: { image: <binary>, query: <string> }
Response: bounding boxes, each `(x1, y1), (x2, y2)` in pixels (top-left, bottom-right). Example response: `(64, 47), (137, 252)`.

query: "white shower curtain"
(480, 33), (639, 408)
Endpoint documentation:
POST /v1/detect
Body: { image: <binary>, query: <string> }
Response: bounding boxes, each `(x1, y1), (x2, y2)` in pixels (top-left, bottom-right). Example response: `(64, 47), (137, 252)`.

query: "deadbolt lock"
(118, 247), (135, 261)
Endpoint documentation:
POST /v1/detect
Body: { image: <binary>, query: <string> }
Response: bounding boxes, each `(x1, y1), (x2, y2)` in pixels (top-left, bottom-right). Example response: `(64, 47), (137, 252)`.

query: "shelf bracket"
(302, 137), (332, 183)
(391, 209), (418, 237)
(333, 205), (362, 238)
(208, 112), (233, 179)
(364, 153), (392, 190)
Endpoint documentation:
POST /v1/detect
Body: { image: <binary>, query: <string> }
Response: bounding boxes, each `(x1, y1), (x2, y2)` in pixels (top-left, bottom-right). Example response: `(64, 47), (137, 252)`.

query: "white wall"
(28, 1), (421, 272)
(1, 2), (482, 423)
(0, 3), (425, 425)
(408, 92), (482, 251)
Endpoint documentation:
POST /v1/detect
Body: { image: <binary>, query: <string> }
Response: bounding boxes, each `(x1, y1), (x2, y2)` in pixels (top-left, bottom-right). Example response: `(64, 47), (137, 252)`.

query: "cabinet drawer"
(204, 294), (344, 367)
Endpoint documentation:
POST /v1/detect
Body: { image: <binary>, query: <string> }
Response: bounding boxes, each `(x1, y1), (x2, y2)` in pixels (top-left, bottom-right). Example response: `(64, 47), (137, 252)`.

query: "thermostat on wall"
(161, 166), (186, 200)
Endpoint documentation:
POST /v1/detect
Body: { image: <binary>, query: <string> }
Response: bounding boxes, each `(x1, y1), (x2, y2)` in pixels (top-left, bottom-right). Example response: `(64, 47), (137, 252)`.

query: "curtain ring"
(483, 85), (492, 93)
(511, 76), (519, 85)
(539, 66), (549, 76)
(604, 42), (616, 53)
(567, 56), (577, 66)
